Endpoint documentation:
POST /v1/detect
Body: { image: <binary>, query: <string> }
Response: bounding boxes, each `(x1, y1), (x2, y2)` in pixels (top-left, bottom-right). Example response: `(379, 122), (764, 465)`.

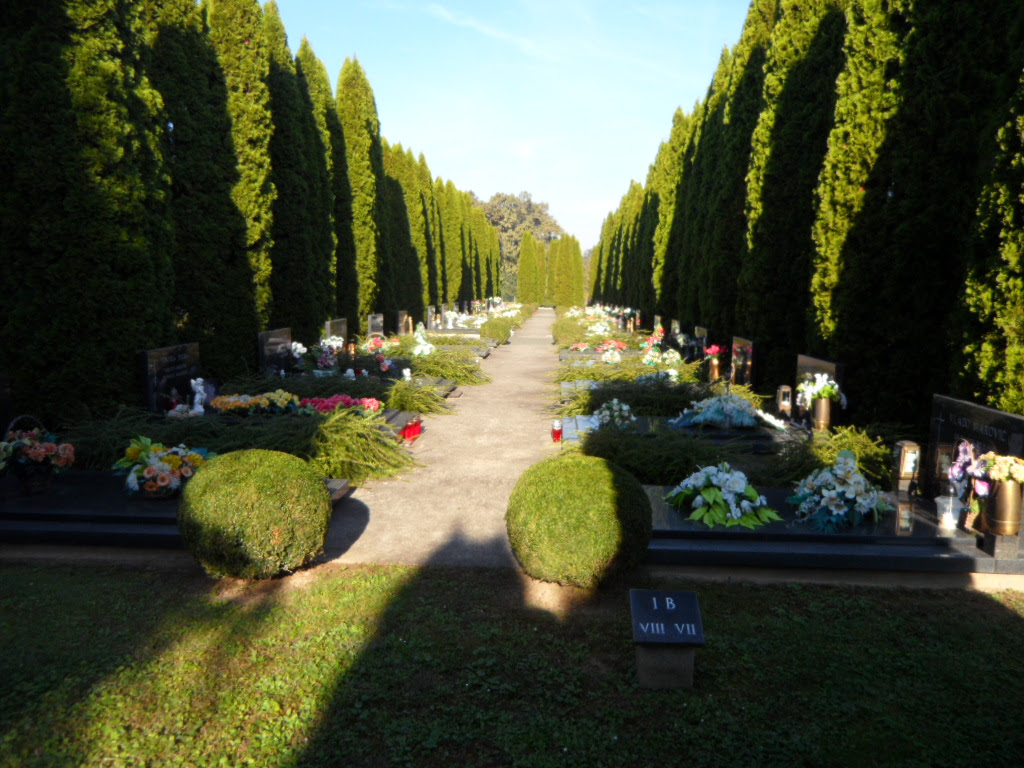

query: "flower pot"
(12, 461), (53, 495)
(987, 480), (1022, 536)
(708, 357), (720, 381)
(813, 397), (831, 431)
(140, 484), (180, 501)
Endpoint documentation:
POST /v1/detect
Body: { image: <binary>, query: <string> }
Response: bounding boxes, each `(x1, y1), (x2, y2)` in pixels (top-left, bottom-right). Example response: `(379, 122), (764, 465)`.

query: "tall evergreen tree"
(336, 57), (384, 325)
(143, 0), (258, 379)
(517, 231), (539, 303)
(206, 0), (276, 327)
(263, 1), (330, 343)
(962, 68), (1024, 413)
(0, 0), (173, 415)
(735, 0), (847, 386)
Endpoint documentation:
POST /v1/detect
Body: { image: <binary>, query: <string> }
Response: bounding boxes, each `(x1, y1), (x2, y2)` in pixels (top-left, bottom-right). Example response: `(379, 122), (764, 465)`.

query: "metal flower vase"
(988, 480), (1023, 536)
(708, 357), (720, 381)
(813, 397), (831, 431)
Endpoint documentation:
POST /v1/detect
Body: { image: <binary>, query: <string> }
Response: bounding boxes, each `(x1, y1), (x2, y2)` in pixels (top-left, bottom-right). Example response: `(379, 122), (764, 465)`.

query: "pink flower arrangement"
(300, 394), (382, 414)
(705, 345), (724, 358)
(569, 342), (590, 351)
(595, 339), (628, 353)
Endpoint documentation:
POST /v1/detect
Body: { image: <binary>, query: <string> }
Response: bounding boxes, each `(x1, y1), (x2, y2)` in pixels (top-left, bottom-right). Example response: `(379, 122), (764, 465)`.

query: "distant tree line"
(590, 0), (1024, 424)
(515, 231), (585, 308)
(0, 0), (501, 416)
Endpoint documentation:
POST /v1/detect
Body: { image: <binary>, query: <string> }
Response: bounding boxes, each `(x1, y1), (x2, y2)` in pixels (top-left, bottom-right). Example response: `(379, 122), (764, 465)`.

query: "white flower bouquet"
(665, 463), (780, 529)
(787, 450), (892, 532)
(593, 397), (637, 429)
(796, 373), (846, 409)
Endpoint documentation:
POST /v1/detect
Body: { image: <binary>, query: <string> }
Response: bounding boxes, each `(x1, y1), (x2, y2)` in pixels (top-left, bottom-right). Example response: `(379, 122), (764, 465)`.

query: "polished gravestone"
(366, 313), (385, 337)
(140, 343), (201, 412)
(926, 394), (1024, 496)
(324, 318), (347, 345)
(258, 328), (292, 376)
(630, 589), (705, 689)
(731, 336), (754, 387)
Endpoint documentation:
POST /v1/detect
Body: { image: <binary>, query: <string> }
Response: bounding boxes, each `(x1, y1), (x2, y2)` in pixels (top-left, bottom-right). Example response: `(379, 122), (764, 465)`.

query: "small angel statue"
(191, 377), (206, 415)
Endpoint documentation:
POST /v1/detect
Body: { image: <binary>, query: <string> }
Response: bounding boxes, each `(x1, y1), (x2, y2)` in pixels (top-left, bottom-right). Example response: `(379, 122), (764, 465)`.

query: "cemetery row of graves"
(0, 300), (530, 563)
(534, 305), (1024, 575)
(4, 300), (1024, 577)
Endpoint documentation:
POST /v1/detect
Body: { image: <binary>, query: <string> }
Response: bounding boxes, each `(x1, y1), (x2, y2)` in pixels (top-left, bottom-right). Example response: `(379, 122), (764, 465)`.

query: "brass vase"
(708, 357), (720, 381)
(813, 397), (831, 431)
(988, 480), (1023, 536)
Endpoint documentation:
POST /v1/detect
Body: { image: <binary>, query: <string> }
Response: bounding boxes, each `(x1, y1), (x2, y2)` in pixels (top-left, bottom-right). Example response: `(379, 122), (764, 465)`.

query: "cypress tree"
(143, 0), (258, 380)
(0, 0), (173, 416)
(417, 155), (442, 307)
(734, 0), (848, 387)
(263, 1), (330, 343)
(336, 57), (384, 324)
(517, 231), (538, 303)
(380, 139), (424, 320)
(206, 0), (276, 328)
(962, 68), (1024, 413)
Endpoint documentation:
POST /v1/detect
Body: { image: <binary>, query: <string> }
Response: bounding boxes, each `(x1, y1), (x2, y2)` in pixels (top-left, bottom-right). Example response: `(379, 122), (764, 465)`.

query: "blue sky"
(275, 1), (752, 251)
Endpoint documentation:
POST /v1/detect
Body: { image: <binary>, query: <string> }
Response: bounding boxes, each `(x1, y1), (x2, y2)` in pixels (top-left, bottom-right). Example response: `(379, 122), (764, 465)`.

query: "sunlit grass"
(2, 564), (1023, 767)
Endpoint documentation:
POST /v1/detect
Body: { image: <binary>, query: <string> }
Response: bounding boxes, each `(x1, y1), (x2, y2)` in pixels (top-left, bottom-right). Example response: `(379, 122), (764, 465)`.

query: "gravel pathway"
(321, 308), (561, 568)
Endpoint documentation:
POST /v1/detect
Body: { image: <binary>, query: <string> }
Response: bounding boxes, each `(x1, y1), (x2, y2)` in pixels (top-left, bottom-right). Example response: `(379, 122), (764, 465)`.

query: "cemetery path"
(320, 308), (561, 568)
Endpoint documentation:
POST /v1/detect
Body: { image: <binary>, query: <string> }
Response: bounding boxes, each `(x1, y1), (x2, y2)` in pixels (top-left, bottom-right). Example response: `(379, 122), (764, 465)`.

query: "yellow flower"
(125, 445), (142, 461)
(186, 452), (204, 467)
(165, 454), (183, 471)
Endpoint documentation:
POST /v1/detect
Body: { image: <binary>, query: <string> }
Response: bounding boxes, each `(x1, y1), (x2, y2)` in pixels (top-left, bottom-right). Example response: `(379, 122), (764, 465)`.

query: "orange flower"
(143, 466), (157, 479)
(143, 481), (158, 492)
(156, 473), (171, 487)
(180, 466), (193, 478)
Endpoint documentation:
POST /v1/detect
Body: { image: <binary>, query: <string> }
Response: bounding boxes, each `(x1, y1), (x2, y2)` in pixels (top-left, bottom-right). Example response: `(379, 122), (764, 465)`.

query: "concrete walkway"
(321, 307), (561, 568)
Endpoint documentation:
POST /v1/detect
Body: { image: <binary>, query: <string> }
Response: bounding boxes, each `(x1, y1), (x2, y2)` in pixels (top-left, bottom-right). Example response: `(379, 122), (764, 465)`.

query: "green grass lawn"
(2, 563), (1024, 767)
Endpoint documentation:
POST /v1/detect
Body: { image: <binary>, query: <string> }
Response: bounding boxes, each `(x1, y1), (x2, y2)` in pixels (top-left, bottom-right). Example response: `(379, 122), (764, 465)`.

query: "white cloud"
(425, 3), (558, 62)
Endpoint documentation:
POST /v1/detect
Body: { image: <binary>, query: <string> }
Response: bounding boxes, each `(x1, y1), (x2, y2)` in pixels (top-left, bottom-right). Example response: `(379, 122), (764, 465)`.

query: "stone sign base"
(636, 645), (696, 689)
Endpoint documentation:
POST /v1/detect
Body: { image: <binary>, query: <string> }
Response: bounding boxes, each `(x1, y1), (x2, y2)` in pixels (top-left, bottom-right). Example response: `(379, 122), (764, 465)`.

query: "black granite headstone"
(694, 326), (709, 354)
(926, 394), (1024, 496)
(629, 589), (706, 646)
(258, 328), (292, 376)
(140, 343), (201, 412)
(670, 320), (681, 337)
(367, 313), (384, 337)
(324, 318), (347, 346)
(731, 336), (754, 387)
(426, 305), (438, 330)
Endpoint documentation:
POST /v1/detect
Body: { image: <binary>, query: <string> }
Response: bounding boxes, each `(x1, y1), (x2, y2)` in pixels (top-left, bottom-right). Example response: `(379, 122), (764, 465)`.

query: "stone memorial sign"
(653, 314), (662, 332)
(630, 589), (706, 645)
(926, 394), (1024, 496)
(671, 320), (681, 337)
(367, 313), (385, 337)
(731, 336), (754, 387)
(630, 589), (705, 690)
(258, 328), (292, 376)
(140, 343), (201, 412)
(324, 318), (347, 346)
(426, 305), (438, 330)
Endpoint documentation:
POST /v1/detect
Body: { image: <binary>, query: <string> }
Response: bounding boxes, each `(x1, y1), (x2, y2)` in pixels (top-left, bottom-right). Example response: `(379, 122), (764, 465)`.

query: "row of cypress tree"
(591, 0), (1024, 424)
(0, 0), (500, 417)
(516, 231), (585, 307)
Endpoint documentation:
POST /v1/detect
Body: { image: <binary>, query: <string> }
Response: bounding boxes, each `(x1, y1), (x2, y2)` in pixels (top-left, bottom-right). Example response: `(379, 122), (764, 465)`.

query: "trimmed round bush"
(179, 449), (331, 579)
(480, 317), (513, 344)
(505, 453), (652, 588)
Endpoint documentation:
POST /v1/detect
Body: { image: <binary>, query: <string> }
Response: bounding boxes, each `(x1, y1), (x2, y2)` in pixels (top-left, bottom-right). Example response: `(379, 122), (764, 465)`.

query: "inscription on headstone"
(629, 589), (705, 645)
(258, 328), (292, 376)
(140, 343), (201, 412)
(367, 313), (385, 337)
(927, 394), (1024, 495)
(324, 318), (347, 346)
(731, 336), (754, 387)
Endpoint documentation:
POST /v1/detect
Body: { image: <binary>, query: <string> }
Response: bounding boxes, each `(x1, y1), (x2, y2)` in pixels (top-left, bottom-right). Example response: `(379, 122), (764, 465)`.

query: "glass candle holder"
(551, 419), (563, 442)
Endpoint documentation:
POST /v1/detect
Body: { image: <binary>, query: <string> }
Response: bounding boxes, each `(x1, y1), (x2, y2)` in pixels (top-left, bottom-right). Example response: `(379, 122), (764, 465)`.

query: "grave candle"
(551, 419), (563, 442)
